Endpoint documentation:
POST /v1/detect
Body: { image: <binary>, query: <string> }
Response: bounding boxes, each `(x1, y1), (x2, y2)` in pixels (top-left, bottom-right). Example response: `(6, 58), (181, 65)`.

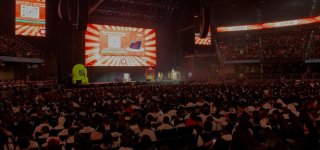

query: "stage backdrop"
(85, 24), (157, 67)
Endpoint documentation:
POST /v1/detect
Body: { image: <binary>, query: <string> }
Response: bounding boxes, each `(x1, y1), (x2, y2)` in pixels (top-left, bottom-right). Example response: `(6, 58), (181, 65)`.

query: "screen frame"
(15, 0), (46, 37)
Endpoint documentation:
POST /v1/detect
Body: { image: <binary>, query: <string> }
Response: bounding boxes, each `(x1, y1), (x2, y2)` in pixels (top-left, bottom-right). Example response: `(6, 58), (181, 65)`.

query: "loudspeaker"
(193, 0), (200, 18)
(198, 0), (211, 38)
(78, 0), (89, 31)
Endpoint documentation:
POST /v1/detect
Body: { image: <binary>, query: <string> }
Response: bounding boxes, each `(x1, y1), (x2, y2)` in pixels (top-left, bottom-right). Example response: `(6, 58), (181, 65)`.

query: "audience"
(0, 81), (319, 150)
(217, 34), (259, 60)
(217, 27), (320, 60)
(0, 80), (55, 91)
(307, 27), (320, 59)
(0, 33), (41, 58)
(261, 30), (307, 59)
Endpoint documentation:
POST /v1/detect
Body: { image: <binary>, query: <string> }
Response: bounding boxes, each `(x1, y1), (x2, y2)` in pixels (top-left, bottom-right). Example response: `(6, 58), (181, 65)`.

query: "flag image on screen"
(130, 41), (142, 49)
(85, 24), (156, 67)
(15, 0), (46, 37)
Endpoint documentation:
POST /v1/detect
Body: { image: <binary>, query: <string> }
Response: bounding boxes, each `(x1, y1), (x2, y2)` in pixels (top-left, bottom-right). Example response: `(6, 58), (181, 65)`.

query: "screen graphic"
(15, 0), (46, 37)
(217, 15), (320, 33)
(85, 24), (157, 67)
(195, 28), (211, 45)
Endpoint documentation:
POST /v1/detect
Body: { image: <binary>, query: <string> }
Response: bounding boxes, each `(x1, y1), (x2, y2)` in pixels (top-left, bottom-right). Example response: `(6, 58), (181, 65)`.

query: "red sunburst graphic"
(15, 24), (45, 37)
(85, 24), (156, 67)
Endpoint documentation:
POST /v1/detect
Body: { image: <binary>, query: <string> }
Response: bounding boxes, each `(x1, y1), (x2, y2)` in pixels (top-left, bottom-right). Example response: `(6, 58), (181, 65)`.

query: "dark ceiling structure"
(212, 0), (320, 26)
(87, 0), (320, 27)
(89, 0), (181, 23)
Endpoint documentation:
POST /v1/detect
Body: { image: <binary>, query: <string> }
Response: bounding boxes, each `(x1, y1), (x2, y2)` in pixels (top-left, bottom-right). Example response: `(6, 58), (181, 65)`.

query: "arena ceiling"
(89, 0), (320, 26)
(89, 0), (181, 23)
(213, 0), (320, 26)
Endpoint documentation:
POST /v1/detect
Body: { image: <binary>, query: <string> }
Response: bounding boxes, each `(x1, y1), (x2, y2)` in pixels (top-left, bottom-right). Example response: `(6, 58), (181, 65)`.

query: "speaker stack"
(194, 0), (211, 38)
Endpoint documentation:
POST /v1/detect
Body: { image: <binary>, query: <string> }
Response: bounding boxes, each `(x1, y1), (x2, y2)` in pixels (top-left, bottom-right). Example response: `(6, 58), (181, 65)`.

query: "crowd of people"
(307, 27), (320, 59)
(260, 30), (307, 59)
(235, 65), (260, 74)
(0, 34), (11, 56)
(0, 33), (40, 58)
(217, 34), (260, 60)
(216, 27), (320, 61)
(0, 80), (55, 91)
(0, 81), (319, 150)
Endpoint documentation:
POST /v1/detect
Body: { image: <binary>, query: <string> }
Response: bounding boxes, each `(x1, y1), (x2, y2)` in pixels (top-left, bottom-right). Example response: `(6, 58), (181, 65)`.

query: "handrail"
(0, 79), (56, 91)
(223, 73), (320, 81)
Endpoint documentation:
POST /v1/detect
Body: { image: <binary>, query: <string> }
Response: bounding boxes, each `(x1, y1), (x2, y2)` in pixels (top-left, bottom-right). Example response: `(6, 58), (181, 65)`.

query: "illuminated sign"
(217, 15), (320, 32)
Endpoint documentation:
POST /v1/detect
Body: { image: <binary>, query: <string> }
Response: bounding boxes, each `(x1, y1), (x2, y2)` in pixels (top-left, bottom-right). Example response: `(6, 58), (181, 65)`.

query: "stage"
(71, 80), (182, 88)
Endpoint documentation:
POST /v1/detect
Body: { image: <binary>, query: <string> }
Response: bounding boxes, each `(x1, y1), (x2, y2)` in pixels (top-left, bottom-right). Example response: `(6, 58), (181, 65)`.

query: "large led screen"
(15, 0), (46, 36)
(85, 24), (157, 66)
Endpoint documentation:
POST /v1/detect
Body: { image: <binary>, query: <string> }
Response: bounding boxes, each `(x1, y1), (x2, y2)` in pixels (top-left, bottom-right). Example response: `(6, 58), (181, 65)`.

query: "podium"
(145, 67), (155, 81)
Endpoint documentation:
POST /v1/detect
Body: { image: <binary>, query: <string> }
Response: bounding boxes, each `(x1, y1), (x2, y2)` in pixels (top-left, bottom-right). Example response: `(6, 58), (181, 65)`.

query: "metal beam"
(0, 56), (44, 63)
(178, 25), (194, 32)
(89, 0), (104, 15)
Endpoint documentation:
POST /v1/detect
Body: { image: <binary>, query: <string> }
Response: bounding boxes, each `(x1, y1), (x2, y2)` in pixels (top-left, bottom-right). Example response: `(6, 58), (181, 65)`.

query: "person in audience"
(137, 135), (156, 150)
(16, 136), (39, 150)
(34, 119), (53, 136)
(64, 127), (76, 146)
(100, 133), (113, 150)
(79, 119), (95, 134)
(156, 116), (173, 131)
(91, 125), (105, 141)
(43, 130), (61, 148)
(139, 122), (157, 142)
(0, 128), (14, 150)
(119, 129), (138, 150)
(231, 112), (267, 150)
(38, 126), (50, 140)
(46, 138), (61, 150)
(197, 121), (215, 148)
